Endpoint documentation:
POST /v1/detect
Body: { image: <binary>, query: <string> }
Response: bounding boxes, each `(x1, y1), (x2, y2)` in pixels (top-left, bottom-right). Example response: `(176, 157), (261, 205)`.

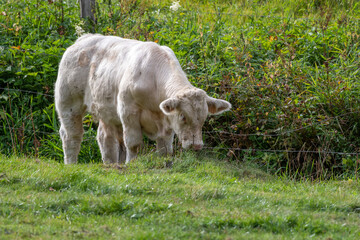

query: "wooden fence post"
(80, 0), (97, 31)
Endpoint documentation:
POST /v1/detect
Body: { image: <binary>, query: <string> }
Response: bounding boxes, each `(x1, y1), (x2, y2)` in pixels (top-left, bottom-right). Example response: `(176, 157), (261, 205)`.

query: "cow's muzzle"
(192, 143), (203, 151)
(182, 140), (203, 151)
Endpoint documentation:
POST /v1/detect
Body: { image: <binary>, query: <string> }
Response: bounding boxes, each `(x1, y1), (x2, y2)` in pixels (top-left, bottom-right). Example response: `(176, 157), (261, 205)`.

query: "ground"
(1, 153), (360, 239)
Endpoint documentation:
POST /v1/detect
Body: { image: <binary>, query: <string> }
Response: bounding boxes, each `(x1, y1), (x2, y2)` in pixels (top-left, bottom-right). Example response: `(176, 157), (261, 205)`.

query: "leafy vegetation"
(1, 155), (360, 239)
(1, 0), (360, 177)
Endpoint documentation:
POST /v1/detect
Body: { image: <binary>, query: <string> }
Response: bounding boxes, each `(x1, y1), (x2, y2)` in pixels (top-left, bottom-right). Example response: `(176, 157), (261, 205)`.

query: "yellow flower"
(269, 36), (278, 41)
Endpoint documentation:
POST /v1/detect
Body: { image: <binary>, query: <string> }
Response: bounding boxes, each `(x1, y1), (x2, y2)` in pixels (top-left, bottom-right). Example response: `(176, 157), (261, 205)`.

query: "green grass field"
(1, 154), (360, 239)
(1, 1), (360, 238)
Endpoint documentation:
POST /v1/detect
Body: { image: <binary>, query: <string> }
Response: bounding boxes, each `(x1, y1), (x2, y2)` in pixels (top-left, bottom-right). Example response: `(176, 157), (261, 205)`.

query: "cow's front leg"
(123, 124), (142, 164)
(156, 132), (174, 156)
(119, 107), (142, 164)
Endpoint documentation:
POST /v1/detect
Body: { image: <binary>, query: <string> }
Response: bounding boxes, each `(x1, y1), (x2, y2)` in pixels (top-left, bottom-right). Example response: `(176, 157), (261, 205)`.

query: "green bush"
(1, 0), (360, 178)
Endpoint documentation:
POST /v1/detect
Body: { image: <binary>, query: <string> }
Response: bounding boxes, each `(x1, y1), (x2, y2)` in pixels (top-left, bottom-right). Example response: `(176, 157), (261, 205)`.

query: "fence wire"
(3, 120), (360, 157)
(4, 126), (360, 156)
(179, 10), (360, 22)
(0, 87), (53, 97)
(204, 147), (359, 156)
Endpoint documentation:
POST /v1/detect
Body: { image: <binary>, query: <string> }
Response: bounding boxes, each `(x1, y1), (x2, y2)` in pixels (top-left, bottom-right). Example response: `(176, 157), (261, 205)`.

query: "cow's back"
(55, 34), (175, 122)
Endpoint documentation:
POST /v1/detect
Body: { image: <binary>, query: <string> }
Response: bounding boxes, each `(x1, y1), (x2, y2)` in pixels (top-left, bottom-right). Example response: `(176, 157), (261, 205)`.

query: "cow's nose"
(192, 144), (203, 151)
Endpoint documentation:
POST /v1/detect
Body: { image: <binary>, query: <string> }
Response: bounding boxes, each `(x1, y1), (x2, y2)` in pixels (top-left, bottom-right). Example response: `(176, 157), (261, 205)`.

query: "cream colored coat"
(55, 34), (231, 164)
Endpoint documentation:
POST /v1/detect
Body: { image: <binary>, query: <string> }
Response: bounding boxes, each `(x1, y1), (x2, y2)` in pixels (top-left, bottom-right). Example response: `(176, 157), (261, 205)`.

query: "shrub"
(1, 0), (360, 178)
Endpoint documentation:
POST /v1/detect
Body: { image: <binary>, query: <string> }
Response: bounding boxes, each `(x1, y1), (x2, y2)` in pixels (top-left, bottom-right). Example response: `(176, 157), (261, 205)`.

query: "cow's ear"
(160, 98), (180, 115)
(206, 97), (231, 115)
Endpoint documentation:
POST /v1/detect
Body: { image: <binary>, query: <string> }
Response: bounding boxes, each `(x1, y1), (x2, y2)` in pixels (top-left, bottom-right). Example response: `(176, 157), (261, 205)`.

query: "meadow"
(1, 154), (360, 239)
(1, 0), (360, 238)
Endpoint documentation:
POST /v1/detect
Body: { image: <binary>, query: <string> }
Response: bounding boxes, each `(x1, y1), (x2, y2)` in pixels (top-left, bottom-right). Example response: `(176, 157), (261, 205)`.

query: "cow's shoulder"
(160, 45), (177, 59)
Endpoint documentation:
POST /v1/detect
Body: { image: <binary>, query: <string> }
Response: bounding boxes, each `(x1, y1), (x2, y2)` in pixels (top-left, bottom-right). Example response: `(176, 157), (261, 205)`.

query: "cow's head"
(160, 89), (231, 150)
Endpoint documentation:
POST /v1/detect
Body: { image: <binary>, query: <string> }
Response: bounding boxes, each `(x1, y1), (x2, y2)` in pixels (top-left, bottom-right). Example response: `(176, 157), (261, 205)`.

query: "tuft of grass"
(1, 155), (360, 239)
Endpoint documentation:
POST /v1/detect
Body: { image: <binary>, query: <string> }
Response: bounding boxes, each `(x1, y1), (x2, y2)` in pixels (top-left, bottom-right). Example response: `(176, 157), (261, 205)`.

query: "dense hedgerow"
(1, 0), (360, 178)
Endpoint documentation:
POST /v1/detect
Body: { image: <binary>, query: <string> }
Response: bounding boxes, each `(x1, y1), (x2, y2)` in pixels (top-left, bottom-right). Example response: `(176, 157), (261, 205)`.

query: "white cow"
(55, 34), (231, 164)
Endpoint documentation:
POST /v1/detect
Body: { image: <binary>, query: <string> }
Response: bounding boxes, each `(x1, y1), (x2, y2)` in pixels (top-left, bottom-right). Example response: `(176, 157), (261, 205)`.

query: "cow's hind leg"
(97, 120), (126, 164)
(58, 112), (85, 164)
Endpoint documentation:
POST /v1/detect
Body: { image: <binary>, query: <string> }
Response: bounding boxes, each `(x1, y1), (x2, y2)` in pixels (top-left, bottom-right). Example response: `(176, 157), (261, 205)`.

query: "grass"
(1, 154), (360, 239)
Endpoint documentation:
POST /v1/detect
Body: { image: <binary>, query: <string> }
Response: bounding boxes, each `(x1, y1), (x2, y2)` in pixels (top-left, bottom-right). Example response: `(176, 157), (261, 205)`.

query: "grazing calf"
(55, 34), (231, 164)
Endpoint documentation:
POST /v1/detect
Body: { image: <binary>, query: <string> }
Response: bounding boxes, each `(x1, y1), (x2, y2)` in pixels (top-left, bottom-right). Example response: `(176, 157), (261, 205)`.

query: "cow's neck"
(161, 63), (194, 99)
(164, 79), (194, 99)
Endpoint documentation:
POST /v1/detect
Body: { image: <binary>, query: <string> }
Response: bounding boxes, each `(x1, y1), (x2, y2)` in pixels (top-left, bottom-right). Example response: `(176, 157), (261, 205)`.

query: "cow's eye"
(179, 113), (186, 123)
